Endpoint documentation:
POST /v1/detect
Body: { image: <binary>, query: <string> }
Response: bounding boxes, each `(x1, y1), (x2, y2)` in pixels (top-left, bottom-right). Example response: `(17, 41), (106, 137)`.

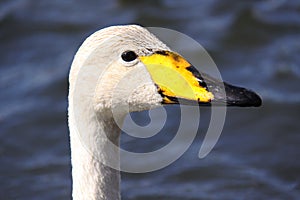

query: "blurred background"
(1, 0), (300, 199)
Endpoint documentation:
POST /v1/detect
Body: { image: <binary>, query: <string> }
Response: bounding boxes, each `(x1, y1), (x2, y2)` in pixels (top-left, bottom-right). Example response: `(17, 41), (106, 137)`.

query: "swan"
(68, 25), (261, 200)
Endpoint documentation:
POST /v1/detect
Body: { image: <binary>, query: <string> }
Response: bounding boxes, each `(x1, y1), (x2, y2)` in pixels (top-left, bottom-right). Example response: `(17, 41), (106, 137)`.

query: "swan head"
(70, 25), (261, 115)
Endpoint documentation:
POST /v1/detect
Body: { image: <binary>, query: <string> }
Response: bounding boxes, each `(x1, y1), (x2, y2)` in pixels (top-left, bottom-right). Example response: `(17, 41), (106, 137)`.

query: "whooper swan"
(68, 25), (261, 200)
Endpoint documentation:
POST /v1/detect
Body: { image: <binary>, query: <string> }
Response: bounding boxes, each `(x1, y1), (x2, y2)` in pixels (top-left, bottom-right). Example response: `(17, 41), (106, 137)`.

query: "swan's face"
(76, 25), (261, 113)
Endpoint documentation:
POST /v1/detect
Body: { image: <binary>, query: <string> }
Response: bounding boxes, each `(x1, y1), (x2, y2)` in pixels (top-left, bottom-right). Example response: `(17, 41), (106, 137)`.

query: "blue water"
(1, 0), (300, 199)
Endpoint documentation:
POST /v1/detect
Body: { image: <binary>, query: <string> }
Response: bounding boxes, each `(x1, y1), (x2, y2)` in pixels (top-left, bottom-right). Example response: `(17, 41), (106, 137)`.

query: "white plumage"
(68, 25), (170, 200)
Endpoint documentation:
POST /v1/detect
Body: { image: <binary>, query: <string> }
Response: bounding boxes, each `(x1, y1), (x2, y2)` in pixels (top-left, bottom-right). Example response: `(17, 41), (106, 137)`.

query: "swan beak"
(140, 51), (262, 107)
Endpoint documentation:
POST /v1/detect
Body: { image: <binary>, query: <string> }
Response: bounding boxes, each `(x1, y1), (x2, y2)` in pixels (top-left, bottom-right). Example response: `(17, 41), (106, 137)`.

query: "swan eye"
(121, 51), (137, 62)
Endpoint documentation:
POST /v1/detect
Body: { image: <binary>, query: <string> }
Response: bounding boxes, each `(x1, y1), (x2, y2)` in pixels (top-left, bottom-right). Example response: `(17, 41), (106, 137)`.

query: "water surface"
(0, 0), (300, 199)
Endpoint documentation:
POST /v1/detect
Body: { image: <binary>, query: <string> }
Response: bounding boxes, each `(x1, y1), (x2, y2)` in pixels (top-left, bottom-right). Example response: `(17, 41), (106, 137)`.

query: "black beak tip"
(244, 89), (262, 107)
(226, 87), (262, 107)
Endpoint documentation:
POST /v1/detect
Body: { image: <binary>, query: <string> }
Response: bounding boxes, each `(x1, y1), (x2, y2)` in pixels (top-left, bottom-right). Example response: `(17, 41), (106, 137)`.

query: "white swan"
(68, 25), (261, 200)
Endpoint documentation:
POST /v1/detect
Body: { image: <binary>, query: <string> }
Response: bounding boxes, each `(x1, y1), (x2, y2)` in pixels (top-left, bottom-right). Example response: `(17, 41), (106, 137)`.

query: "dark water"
(1, 0), (300, 199)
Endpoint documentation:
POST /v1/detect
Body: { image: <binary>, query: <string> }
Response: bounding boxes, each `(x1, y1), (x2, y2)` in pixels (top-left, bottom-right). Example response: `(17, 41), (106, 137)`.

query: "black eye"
(121, 51), (137, 62)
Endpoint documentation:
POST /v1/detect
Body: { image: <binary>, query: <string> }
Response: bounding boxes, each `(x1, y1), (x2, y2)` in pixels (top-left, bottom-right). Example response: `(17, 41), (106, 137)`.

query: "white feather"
(68, 25), (169, 200)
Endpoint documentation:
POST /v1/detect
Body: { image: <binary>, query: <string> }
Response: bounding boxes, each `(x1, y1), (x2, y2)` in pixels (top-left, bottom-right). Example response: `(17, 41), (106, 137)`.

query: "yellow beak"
(140, 51), (214, 104)
(140, 51), (262, 107)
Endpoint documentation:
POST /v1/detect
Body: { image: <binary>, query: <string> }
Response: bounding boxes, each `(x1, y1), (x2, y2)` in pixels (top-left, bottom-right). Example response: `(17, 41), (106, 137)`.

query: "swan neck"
(69, 101), (123, 200)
